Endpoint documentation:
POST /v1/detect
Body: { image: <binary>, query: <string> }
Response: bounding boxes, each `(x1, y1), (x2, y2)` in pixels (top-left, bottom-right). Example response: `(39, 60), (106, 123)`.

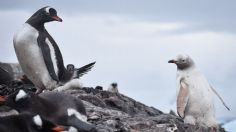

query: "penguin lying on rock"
(0, 90), (97, 132)
(0, 113), (66, 132)
(13, 6), (95, 94)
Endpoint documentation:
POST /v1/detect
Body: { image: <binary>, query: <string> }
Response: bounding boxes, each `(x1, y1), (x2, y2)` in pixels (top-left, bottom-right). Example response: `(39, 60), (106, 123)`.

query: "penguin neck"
(26, 18), (46, 32)
(177, 65), (196, 75)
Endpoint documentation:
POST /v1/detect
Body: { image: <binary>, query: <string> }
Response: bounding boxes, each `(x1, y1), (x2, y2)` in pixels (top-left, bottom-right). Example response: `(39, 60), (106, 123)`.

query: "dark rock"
(95, 86), (103, 90)
(0, 80), (36, 96)
(79, 94), (107, 108)
(0, 67), (13, 85)
(0, 62), (23, 80)
(169, 110), (177, 116)
(0, 80), (226, 132)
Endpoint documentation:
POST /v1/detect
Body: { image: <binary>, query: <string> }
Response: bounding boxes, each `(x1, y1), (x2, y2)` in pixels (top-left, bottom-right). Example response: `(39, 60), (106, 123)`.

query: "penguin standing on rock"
(13, 6), (95, 94)
(168, 54), (230, 128)
(107, 82), (119, 93)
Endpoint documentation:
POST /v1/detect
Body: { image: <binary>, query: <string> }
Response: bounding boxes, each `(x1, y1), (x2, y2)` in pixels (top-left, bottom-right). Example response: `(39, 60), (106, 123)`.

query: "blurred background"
(0, 0), (235, 128)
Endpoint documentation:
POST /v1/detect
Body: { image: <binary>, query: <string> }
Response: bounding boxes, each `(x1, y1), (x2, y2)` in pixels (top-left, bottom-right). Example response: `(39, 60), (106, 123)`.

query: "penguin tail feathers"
(74, 62), (96, 78)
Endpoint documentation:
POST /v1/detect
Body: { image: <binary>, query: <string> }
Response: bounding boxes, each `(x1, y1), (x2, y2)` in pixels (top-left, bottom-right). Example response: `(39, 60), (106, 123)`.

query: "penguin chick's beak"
(0, 96), (6, 105)
(168, 60), (177, 64)
(51, 16), (63, 22)
(51, 126), (65, 132)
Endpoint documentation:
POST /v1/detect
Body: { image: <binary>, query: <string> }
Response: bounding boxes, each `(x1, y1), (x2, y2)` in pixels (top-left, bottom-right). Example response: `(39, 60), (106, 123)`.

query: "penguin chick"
(0, 90), (97, 132)
(168, 54), (230, 128)
(107, 82), (119, 93)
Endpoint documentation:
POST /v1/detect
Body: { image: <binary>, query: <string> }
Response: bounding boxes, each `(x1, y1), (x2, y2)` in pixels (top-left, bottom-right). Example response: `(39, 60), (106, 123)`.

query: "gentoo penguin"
(0, 90), (97, 132)
(168, 54), (230, 128)
(0, 113), (65, 132)
(13, 6), (95, 94)
(107, 82), (119, 93)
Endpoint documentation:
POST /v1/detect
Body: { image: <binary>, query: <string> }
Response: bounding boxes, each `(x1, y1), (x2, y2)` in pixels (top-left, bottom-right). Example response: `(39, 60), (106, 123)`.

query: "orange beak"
(51, 126), (65, 132)
(51, 16), (63, 22)
(0, 96), (6, 105)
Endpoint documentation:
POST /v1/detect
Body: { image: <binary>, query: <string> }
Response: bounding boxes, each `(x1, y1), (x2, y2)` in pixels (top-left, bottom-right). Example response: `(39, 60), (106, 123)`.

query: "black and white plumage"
(0, 90), (97, 132)
(13, 6), (95, 93)
(0, 113), (65, 132)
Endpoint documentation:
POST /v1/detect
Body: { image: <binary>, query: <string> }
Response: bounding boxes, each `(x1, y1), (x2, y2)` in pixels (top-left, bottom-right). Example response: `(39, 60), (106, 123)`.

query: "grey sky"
(0, 1), (235, 123)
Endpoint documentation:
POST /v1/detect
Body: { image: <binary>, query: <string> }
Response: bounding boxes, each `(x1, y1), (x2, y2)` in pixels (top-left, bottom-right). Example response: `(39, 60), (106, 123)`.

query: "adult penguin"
(0, 90), (97, 132)
(13, 6), (95, 94)
(0, 113), (66, 132)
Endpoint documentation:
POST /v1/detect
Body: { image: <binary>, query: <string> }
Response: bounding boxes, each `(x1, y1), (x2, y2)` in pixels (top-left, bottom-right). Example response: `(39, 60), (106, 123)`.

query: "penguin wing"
(74, 62), (96, 78)
(177, 79), (189, 118)
(210, 86), (230, 111)
(37, 34), (59, 82)
(44, 31), (68, 81)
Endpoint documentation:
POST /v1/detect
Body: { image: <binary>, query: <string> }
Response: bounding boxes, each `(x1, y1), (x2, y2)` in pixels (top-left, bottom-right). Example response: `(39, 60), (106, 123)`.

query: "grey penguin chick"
(13, 6), (95, 94)
(0, 90), (97, 132)
(0, 113), (65, 132)
(168, 54), (230, 128)
(107, 82), (119, 93)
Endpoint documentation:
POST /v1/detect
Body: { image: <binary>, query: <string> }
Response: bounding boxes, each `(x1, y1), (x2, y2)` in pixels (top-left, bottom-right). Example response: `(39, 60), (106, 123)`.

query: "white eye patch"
(67, 108), (87, 122)
(33, 115), (43, 127)
(45, 6), (51, 14)
(15, 90), (27, 101)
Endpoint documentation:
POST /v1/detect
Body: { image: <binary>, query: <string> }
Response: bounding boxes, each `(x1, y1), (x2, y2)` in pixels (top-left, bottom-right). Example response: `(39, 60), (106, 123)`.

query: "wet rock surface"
(0, 80), (225, 132)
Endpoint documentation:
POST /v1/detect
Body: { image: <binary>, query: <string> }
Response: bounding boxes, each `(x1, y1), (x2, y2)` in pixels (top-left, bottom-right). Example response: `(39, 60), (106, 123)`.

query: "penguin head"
(27, 6), (62, 25)
(168, 54), (195, 70)
(0, 89), (31, 108)
(67, 64), (75, 73)
(32, 114), (65, 132)
(111, 82), (117, 88)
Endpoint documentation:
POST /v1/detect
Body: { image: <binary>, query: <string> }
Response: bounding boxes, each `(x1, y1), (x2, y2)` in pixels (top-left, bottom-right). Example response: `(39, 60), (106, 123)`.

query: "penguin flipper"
(37, 36), (59, 82)
(67, 116), (97, 132)
(210, 86), (230, 111)
(74, 62), (96, 78)
(177, 79), (189, 118)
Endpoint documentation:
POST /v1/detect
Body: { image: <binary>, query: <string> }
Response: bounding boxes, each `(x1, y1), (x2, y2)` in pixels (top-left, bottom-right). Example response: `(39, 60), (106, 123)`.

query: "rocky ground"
(0, 62), (226, 132)
(0, 81), (226, 132)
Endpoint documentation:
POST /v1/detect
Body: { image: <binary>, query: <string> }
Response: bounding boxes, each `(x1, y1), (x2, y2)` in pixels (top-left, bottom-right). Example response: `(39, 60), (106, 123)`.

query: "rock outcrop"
(0, 63), (225, 131)
(0, 81), (225, 132)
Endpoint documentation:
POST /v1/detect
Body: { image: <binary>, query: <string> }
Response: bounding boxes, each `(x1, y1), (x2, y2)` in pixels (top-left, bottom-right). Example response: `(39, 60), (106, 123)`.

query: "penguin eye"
(182, 59), (185, 62)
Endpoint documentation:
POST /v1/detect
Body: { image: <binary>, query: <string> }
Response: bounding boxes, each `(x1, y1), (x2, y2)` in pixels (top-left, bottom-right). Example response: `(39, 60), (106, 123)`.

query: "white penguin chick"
(107, 82), (119, 93)
(168, 54), (230, 128)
